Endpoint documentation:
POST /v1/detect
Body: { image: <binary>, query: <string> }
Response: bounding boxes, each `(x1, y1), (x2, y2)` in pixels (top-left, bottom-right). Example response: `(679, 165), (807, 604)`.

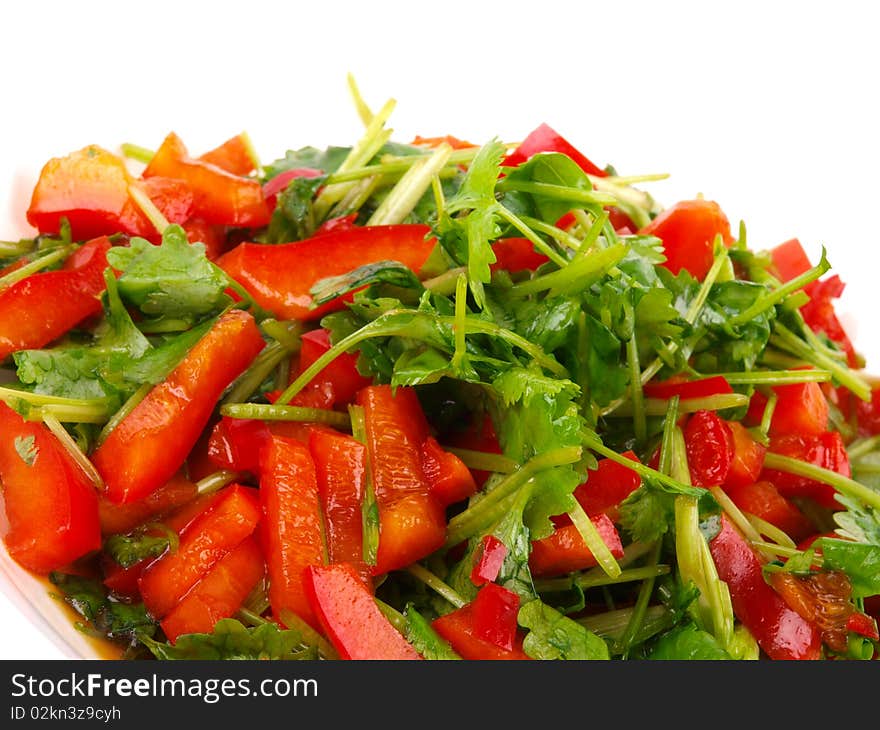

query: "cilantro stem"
(346, 73), (374, 126)
(568, 500), (622, 579)
(714, 369), (832, 385)
(0, 239), (36, 258)
(847, 434), (880, 461)
(615, 540), (663, 657)
(625, 303), (647, 448)
(349, 404), (379, 567)
(607, 392), (749, 417)
(277, 608), (340, 660)
(568, 209), (609, 264)
(367, 143), (453, 226)
(374, 598), (407, 632)
(444, 446), (583, 548)
(451, 273), (468, 373)
(324, 148), (479, 185)
(441, 447), (519, 474)
(195, 469), (240, 495)
(708, 486), (775, 562)
(728, 248), (830, 327)
(0, 244), (76, 290)
(0, 387), (115, 423)
(120, 143), (154, 164)
(535, 565), (670, 594)
(422, 266), (467, 296)
(41, 412), (106, 492)
(763, 451), (880, 510)
(495, 179), (617, 207)
(219, 402), (351, 430)
(406, 564), (467, 609)
(519, 215), (586, 252)
(758, 390), (778, 441)
(95, 383), (150, 447)
(508, 243), (627, 297)
(577, 605), (671, 646)
(222, 340), (293, 406)
(494, 205), (569, 268)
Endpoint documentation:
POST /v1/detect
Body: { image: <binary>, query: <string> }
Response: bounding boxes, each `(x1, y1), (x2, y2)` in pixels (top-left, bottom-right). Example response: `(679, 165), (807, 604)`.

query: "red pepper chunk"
(503, 123), (607, 178)
(97, 471), (198, 536)
(290, 328), (371, 409)
(421, 436), (477, 508)
(490, 237), (550, 273)
(724, 421), (766, 489)
(709, 515), (821, 660)
(357, 385), (445, 575)
(161, 535), (265, 643)
(528, 514), (624, 577)
(198, 134), (255, 177)
(216, 224), (437, 321)
(768, 381), (829, 438)
(260, 436), (326, 630)
(642, 375), (733, 401)
(207, 417), (272, 476)
(0, 236), (110, 362)
(574, 451), (642, 521)
(770, 238), (813, 283)
(639, 199), (734, 281)
(92, 309), (265, 504)
(138, 484), (261, 619)
(683, 410), (734, 487)
(721, 480), (815, 543)
(470, 535), (508, 587)
(304, 563), (422, 660)
(0, 402), (101, 574)
(432, 602), (531, 660)
(309, 428), (368, 584)
(472, 583), (520, 651)
(143, 131), (270, 228)
(761, 432), (849, 510)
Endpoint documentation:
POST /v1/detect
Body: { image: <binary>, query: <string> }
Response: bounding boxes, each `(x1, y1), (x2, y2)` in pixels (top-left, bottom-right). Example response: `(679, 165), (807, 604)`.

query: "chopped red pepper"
(528, 514), (624, 577)
(217, 224), (437, 321)
(638, 199), (734, 281)
(97, 471), (198, 536)
(420, 435), (477, 508)
(432, 601), (530, 660)
(260, 435), (326, 629)
(0, 402), (101, 574)
(642, 375), (733, 400)
(304, 562), (422, 660)
(573, 451), (642, 521)
(769, 238), (813, 282)
(138, 484), (261, 619)
(289, 328), (371, 409)
(92, 309), (265, 504)
(503, 123), (607, 178)
(470, 535), (508, 587)
(721, 480), (815, 542)
(490, 237), (550, 273)
(709, 515), (821, 660)
(207, 416), (272, 476)
(198, 134), (255, 177)
(724, 421), (767, 488)
(0, 236), (110, 362)
(760, 432), (849, 510)
(683, 410), (734, 487)
(161, 535), (265, 643)
(472, 582), (520, 651)
(767, 380), (829, 438)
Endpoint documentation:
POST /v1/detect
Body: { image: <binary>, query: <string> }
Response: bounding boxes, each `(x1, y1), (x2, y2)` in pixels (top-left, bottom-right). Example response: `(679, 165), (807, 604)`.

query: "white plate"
(2, 1), (880, 660)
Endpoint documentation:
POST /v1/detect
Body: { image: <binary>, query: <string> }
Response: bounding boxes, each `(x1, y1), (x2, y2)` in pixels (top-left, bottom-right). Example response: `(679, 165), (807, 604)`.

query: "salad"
(1, 78), (879, 661)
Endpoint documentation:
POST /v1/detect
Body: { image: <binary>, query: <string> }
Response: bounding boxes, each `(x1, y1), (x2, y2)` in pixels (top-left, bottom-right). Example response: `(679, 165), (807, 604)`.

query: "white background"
(1, 0), (879, 659)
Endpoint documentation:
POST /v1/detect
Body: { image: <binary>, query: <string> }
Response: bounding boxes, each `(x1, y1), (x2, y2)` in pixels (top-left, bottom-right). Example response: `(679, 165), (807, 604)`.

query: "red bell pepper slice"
(181, 218), (229, 261)
(761, 432), (849, 510)
(770, 238), (813, 282)
(470, 535), (508, 587)
(138, 483), (260, 618)
(97, 471), (199, 536)
(573, 450), (642, 521)
(160, 535), (265, 643)
(502, 123), (607, 178)
(724, 421), (767, 488)
(0, 402), (101, 574)
(143, 131), (270, 228)
(411, 134), (477, 150)
(420, 435), (477, 508)
(721, 480), (815, 542)
(207, 416), (272, 476)
(638, 199), (734, 281)
(217, 224), (437, 321)
(198, 134), (255, 177)
(683, 410), (734, 487)
(308, 428), (368, 583)
(432, 602), (531, 660)
(767, 380), (829, 438)
(92, 309), (265, 504)
(260, 435), (326, 629)
(472, 582), (520, 650)
(0, 236), (110, 362)
(642, 375), (733, 400)
(304, 562), (422, 660)
(528, 514), (624, 577)
(846, 612), (880, 642)
(800, 275), (858, 367)
(357, 385), (445, 575)
(489, 237), (550, 273)
(289, 328), (371, 409)
(856, 386), (880, 437)
(709, 515), (822, 660)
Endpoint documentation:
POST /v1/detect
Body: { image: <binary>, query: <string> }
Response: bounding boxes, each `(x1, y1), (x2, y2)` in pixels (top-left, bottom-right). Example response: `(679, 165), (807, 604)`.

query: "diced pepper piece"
(573, 450), (642, 521)
(767, 381), (829, 438)
(432, 602), (531, 660)
(97, 471), (199, 536)
(260, 436), (326, 629)
(161, 536), (265, 643)
(471, 583), (520, 651)
(721, 480), (815, 542)
(420, 435), (477, 508)
(502, 123), (607, 177)
(761, 432), (849, 510)
(290, 328), (371, 409)
(198, 134), (255, 177)
(638, 199), (734, 281)
(207, 417), (272, 476)
(138, 484), (261, 619)
(724, 421), (767, 488)
(643, 375), (733, 400)
(490, 237), (550, 273)
(216, 224), (436, 321)
(769, 238), (813, 283)
(92, 309), (265, 504)
(528, 514), (624, 577)
(0, 402), (101, 574)
(683, 410), (734, 487)
(470, 535), (508, 587)
(304, 562), (422, 660)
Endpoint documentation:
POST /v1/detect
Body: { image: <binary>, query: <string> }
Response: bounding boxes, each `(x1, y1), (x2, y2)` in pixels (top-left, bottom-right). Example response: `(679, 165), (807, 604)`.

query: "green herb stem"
(406, 564), (467, 609)
(763, 451), (880, 511)
(0, 244), (76, 290)
(220, 402), (351, 430)
(441, 447), (519, 474)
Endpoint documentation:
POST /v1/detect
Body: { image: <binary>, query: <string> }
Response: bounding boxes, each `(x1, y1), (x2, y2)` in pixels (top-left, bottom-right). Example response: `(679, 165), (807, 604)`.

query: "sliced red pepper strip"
(502, 123), (607, 177)
(770, 238), (813, 283)
(0, 236), (110, 362)
(683, 410), (735, 488)
(490, 237), (550, 273)
(260, 435), (326, 629)
(721, 480), (815, 543)
(573, 450), (642, 521)
(432, 602), (531, 660)
(760, 432), (849, 510)
(198, 134), (255, 177)
(767, 380), (829, 438)
(528, 514), (624, 577)
(217, 224), (437, 321)
(92, 309), (265, 504)
(181, 218), (229, 261)
(846, 612), (880, 642)
(709, 515), (821, 660)
(161, 535), (265, 643)
(642, 375), (733, 400)
(144, 132), (270, 228)
(472, 583), (520, 650)
(138, 484), (261, 619)
(420, 435), (477, 508)
(308, 428), (368, 584)
(724, 421), (767, 488)
(207, 416), (272, 476)
(289, 328), (371, 409)
(97, 471), (198, 536)
(357, 385), (445, 575)
(638, 199), (734, 281)
(410, 134), (477, 150)
(470, 535), (508, 587)
(304, 562), (422, 660)
(0, 402), (101, 574)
